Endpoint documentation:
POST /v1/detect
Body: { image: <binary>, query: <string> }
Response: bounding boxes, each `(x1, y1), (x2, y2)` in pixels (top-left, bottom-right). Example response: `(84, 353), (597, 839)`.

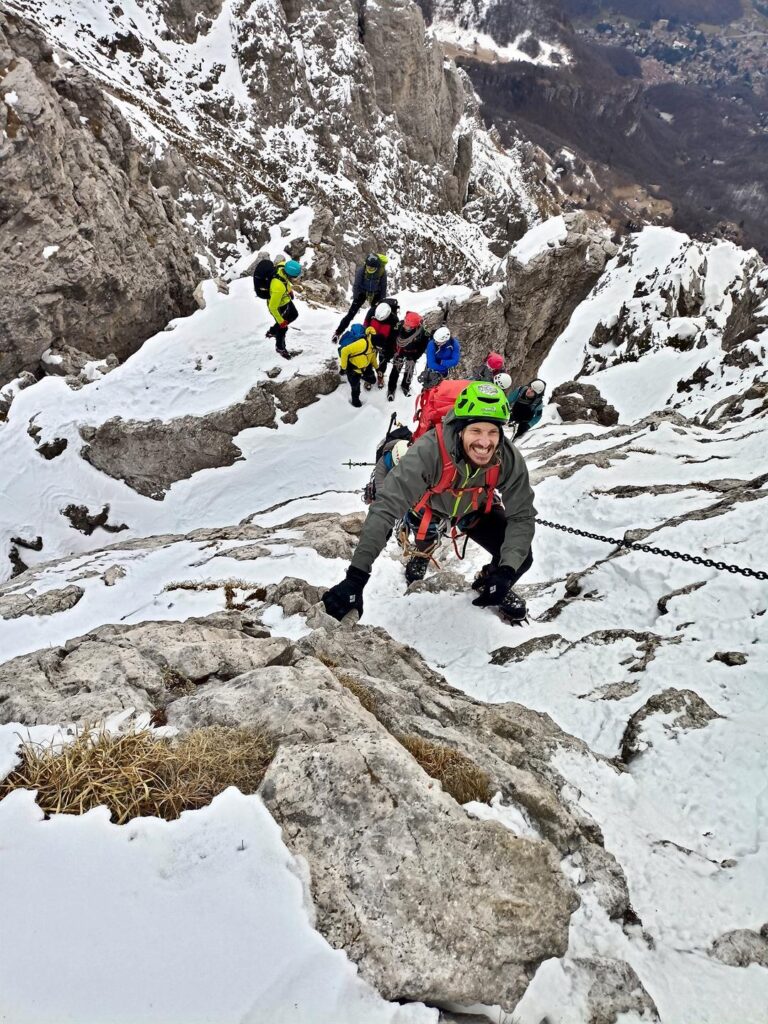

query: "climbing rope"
(536, 518), (768, 580)
(396, 522), (443, 571)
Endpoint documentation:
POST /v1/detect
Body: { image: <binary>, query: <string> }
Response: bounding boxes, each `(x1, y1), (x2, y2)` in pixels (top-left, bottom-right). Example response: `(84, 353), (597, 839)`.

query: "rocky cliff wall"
(0, 11), (200, 386)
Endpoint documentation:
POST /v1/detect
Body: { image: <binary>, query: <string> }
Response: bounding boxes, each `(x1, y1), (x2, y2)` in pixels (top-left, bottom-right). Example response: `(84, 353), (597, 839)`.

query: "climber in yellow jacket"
(338, 323), (379, 407)
(265, 259), (302, 360)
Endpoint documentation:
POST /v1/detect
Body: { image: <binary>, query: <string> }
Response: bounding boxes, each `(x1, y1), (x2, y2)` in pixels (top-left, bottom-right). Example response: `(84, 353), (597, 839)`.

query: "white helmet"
(493, 372), (512, 391)
(529, 378), (546, 395)
(391, 440), (409, 465)
(433, 326), (451, 346)
(374, 302), (391, 320)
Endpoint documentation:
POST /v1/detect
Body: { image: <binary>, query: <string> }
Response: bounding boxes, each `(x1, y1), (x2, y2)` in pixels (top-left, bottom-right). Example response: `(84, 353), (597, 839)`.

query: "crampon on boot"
(405, 555), (430, 584)
(497, 588), (527, 625)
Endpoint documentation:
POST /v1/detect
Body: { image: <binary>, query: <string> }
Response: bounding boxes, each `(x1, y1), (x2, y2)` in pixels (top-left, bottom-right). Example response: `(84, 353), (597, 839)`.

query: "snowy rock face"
(0, 11), (199, 386)
(541, 228), (768, 419)
(79, 386), (278, 498)
(421, 0), (572, 65)
(551, 380), (619, 427)
(77, 362), (341, 497)
(7, 0), (551, 300)
(443, 212), (616, 380)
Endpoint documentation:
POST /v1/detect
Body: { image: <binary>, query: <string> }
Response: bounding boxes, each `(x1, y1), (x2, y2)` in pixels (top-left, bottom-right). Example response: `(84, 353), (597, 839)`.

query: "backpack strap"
(412, 424), (457, 540)
(483, 463), (500, 513)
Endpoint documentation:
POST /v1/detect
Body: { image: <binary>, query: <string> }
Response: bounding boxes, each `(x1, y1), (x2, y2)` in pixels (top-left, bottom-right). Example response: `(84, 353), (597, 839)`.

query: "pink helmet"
(486, 352), (504, 371)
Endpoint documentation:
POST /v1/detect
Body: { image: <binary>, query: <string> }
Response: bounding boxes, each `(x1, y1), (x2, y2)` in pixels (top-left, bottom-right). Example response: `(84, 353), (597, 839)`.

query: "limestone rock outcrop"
(443, 212), (616, 380)
(551, 381), (620, 427)
(0, 595), (638, 1011)
(79, 388), (277, 498)
(0, 11), (199, 386)
(78, 364), (341, 497)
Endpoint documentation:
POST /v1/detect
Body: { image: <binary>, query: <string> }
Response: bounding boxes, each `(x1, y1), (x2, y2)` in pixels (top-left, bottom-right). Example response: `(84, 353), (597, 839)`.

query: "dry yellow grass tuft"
(397, 734), (491, 805)
(162, 580), (267, 609)
(0, 725), (275, 824)
(336, 673), (379, 716)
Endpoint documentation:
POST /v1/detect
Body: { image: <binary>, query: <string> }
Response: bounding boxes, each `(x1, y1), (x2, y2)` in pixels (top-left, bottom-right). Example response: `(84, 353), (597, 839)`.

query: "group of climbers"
(253, 249), (547, 626)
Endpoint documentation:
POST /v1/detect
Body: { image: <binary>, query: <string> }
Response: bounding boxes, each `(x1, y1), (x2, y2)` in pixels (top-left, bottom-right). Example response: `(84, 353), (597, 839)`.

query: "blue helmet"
(283, 259), (302, 278)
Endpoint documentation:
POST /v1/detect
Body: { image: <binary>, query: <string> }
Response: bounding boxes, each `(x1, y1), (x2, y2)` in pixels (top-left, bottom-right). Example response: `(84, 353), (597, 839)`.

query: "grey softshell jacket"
(350, 411), (536, 575)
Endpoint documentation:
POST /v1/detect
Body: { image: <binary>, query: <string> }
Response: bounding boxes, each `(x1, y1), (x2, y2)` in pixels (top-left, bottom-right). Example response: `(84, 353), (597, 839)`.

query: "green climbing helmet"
(453, 381), (510, 425)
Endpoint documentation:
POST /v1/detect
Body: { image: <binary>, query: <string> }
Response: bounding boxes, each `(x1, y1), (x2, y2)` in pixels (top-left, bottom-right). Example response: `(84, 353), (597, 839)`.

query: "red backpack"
(411, 422), (500, 542)
(412, 379), (471, 441)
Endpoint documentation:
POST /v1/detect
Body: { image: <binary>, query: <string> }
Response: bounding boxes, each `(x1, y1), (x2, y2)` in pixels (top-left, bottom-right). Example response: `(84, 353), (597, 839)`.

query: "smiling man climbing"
(322, 381), (535, 624)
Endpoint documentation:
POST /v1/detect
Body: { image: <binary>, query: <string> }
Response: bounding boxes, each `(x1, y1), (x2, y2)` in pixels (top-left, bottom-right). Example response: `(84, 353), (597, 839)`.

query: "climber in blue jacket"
(420, 326), (461, 389)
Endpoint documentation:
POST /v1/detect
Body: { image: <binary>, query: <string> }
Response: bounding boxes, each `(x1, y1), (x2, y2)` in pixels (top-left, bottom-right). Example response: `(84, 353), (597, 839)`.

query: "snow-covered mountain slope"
(542, 226), (768, 418)
(1, 223), (767, 1023)
(4, 0), (552, 285)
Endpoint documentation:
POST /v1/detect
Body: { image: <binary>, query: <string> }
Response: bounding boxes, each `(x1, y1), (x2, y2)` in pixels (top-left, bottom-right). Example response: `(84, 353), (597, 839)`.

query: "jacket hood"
(344, 324), (366, 341)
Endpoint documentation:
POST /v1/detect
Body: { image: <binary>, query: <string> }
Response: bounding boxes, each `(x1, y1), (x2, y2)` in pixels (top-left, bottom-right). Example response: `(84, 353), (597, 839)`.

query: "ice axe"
(342, 460), (375, 467)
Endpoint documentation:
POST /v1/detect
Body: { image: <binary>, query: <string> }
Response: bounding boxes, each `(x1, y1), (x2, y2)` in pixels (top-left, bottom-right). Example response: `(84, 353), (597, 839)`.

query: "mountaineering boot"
(376, 370), (385, 389)
(402, 386), (410, 397)
(363, 381), (373, 391)
(276, 345), (292, 361)
(331, 332), (339, 344)
(351, 397), (362, 408)
(497, 588), (527, 624)
(387, 392), (395, 402)
(471, 563), (494, 592)
(404, 555), (429, 584)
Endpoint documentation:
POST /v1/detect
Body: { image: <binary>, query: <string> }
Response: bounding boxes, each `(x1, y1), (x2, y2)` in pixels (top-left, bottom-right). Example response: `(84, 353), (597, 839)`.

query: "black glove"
(321, 566), (370, 621)
(471, 564), (516, 608)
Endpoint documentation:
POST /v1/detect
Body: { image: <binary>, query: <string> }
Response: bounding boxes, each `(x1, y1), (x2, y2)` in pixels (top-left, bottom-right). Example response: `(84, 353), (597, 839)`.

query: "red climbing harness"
(411, 422), (500, 542)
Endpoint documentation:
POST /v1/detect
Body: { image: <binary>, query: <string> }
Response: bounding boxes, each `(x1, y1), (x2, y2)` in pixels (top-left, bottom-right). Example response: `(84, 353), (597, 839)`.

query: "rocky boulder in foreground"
(0, 589), (630, 1012)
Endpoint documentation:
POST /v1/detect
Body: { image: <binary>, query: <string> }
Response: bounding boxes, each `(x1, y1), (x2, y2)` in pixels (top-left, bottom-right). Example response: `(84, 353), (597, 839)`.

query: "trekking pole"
(342, 460), (375, 467)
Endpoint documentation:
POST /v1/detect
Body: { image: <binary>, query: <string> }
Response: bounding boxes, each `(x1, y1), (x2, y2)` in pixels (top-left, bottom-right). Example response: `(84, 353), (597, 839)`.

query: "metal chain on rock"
(536, 518), (768, 581)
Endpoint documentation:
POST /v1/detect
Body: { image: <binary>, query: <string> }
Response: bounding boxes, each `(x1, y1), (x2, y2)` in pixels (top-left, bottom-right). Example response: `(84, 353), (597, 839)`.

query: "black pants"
(388, 355), (417, 395)
(460, 505), (533, 582)
(336, 295), (375, 336)
(406, 505), (533, 581)
(347, 364), (376, 403)
(267, 301), (298, 349)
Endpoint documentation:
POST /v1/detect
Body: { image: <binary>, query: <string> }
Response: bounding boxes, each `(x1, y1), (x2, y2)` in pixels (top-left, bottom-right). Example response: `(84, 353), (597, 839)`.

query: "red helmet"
(403, 311), (422, 330)
(486, 352), (504, 371)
